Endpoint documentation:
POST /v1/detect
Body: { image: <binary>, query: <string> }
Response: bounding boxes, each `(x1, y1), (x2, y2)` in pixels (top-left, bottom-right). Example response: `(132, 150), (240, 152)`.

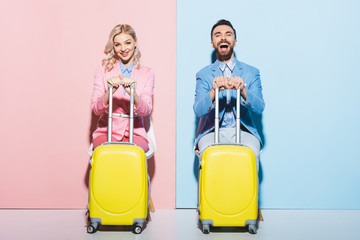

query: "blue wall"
(176, 0), (360, 209)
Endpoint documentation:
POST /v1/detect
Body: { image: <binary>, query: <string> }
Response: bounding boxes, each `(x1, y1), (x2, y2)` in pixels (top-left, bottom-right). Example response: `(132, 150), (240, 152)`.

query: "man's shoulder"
(236, 60), (260, 74)
(196, 62), (216, 76)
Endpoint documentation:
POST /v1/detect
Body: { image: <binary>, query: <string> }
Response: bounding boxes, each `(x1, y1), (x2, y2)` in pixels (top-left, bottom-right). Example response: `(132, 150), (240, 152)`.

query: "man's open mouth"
(219, 43), (229, 49)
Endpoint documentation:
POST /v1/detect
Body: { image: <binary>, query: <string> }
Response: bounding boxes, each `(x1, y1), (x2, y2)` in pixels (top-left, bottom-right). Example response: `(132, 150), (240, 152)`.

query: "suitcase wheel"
(202, 224), (210, 234)
(133, 225), (142, 234)
(87, 224), (97, 234)
(248, 224), (258, 234)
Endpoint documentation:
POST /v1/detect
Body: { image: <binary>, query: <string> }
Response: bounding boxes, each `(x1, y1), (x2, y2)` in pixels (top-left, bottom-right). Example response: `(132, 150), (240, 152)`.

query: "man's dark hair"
(211, 19), (237, 40)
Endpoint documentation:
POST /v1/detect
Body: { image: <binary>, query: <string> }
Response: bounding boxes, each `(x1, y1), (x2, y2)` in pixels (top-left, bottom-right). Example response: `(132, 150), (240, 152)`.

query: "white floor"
(0, 209), (359, 240)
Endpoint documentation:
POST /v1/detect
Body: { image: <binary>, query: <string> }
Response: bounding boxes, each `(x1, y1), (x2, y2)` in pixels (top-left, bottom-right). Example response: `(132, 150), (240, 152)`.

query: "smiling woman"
(91, 24), (154, 151)
(88, 24), (156, 230)
(103, 24), (141, 71)
(113, 33), (137, 66)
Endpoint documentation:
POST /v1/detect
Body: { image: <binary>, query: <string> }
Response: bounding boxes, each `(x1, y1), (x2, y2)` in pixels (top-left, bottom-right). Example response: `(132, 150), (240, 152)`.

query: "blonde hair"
(102, 24), (141, 71)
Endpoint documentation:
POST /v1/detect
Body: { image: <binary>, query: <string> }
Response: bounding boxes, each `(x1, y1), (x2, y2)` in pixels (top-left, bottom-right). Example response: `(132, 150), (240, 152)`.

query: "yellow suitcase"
(87, 83), (148, 234)
(198, 86), (258, 234)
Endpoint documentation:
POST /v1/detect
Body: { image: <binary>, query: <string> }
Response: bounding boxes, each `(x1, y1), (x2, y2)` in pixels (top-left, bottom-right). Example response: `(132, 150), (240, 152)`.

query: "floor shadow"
(209, 226), (250, 233)
(95, 220), (149, 233)
(197, 219), (249, 233)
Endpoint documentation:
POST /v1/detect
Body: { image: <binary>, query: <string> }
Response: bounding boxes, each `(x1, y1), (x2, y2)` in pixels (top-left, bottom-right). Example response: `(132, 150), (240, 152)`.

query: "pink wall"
(0, 0), (176, 208)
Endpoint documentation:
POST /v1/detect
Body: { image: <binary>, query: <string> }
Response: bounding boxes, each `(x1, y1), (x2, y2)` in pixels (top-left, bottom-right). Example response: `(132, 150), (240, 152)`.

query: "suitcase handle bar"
(108, 83), (135, 143)
(214, 84), (241, 144)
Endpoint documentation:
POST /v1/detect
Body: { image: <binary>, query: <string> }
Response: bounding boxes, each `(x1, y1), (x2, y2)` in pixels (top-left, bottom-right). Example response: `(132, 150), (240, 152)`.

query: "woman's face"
(113, 33), (137, 66)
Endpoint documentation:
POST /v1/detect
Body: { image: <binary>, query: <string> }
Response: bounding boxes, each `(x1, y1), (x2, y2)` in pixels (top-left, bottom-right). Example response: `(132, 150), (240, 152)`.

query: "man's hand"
(227, 76), (244, 90)
(212, 76), (228, 91)
(228, 76), (247, 100)
(210, 76), (247, 102)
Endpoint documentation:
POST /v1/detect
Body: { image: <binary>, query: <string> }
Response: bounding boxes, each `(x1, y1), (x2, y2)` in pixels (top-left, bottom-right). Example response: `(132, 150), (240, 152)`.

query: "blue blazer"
(193, 59), (265, 147)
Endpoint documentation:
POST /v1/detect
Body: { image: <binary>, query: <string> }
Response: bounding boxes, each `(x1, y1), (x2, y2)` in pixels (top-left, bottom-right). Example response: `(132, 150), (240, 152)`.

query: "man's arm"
(241, 70), (265, 114)
(193, 72), (215, 118)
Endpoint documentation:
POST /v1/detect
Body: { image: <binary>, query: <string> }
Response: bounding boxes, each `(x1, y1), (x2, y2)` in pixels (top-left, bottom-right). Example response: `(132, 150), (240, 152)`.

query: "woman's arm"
(91, 65), (108, 116)
(133, 69), (155, 117)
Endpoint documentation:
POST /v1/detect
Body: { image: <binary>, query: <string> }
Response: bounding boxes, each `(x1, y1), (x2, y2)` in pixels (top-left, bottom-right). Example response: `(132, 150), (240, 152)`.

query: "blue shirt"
(217, 59), (236, 128)
(119, 61), (134, 94)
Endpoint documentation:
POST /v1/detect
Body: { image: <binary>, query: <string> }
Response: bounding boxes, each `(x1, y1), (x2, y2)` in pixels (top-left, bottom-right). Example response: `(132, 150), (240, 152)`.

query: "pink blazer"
(91, 62), (155, 144)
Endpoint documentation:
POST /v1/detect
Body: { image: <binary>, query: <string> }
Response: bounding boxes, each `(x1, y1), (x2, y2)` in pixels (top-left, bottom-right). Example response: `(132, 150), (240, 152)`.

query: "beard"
(215, 44), (234, 62)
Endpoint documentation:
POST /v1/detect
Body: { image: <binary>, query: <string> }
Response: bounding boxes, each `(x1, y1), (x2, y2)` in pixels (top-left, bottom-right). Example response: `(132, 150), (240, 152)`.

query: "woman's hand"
(122, 77), (140, 108)
(122, 77), (136, 95)
(103, 75), (122, 105)
(107, 75), (123, 93)
(104, 76), (140, 108)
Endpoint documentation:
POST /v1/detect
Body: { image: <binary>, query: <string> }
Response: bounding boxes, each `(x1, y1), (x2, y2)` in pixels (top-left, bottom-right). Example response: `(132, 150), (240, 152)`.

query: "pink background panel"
(0, 0), (176, 209)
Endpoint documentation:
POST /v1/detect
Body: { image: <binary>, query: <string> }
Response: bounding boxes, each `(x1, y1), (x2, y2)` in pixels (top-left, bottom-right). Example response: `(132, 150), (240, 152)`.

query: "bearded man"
(193, 19), (265, 220)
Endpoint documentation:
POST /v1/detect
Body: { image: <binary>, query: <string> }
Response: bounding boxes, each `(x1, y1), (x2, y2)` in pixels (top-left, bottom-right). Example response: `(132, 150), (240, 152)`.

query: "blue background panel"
(176, 0), (360, 209)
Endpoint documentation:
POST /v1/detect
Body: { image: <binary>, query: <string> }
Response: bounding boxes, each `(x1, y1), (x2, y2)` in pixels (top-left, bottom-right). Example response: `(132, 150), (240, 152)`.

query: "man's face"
(211, 25), (237, 62)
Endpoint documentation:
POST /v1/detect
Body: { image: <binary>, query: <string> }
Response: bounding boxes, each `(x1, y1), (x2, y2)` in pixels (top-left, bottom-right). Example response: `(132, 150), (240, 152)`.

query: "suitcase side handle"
(214, 85), (241, 144)
(107, 83), (135, 143)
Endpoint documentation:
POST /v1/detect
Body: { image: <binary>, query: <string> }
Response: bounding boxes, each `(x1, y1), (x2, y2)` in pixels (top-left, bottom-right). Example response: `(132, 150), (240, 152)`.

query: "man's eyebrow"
(213, 31), (233, 36)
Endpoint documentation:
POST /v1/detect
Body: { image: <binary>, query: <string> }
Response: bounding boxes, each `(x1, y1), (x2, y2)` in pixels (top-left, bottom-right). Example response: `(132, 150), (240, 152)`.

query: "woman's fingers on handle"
(122, 77), (136, 88)
(107, 77), (123, 87)
(107, 76), (124, 93)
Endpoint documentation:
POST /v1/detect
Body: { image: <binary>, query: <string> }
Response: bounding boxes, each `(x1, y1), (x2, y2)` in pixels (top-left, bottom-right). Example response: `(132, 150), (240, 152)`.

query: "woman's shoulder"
(137, 64), (154, 75)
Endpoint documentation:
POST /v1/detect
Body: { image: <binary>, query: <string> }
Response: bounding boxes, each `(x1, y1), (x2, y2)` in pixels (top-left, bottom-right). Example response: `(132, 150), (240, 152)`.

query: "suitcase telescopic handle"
(214, 84), (241, 144)
(107, 83), (135, 143)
